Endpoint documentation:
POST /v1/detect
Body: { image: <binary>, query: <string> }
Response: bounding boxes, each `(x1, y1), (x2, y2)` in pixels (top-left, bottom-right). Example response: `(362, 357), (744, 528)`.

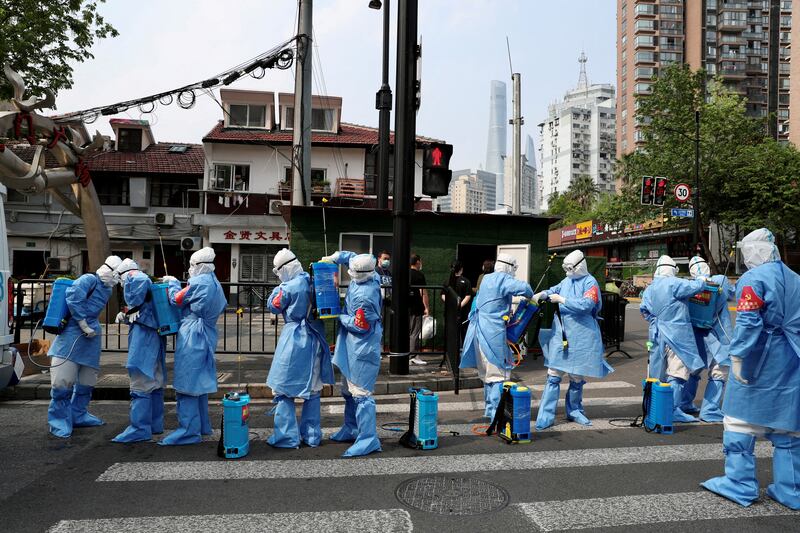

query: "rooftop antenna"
(577, 50), (589, 90)
(506, 36), (514, 77)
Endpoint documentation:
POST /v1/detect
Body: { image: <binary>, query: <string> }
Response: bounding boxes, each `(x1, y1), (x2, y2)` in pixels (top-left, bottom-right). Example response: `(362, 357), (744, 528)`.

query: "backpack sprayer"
(31, 277), (95, 369)
(688, 281), (721, 330)
(399, 387), (439, 450)
(218, 308), (251, 459)
(486, 381), (532, 443)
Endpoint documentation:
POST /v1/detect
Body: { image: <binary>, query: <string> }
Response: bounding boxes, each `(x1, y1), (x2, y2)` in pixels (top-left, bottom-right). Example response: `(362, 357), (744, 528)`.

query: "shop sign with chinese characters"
(209, 227), (289, 243)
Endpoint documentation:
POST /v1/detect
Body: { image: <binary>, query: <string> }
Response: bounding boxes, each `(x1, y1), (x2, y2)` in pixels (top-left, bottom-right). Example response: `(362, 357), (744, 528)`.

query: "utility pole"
(389, 0), (418, 374)
(693, 109), (701, 254)
(374, 0), (392, 210)
(292, 0), (313, 206)
(510, 72), (522, 215)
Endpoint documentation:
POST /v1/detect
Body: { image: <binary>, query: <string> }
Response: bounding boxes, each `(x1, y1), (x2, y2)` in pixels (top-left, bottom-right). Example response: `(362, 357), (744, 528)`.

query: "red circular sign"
(674, 183), (691, 203)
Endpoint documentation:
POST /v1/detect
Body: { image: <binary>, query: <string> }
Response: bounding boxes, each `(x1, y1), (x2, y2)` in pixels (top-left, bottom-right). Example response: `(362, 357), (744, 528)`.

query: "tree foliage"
(0, 0), (118, 100)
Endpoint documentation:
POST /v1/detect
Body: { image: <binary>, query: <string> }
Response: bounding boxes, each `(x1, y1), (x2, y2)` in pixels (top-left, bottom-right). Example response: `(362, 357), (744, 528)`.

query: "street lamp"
(370, 0), (392, 209)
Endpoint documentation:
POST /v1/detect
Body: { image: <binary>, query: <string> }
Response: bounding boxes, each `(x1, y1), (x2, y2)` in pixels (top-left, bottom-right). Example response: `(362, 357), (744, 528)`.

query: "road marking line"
(527, 380), (635, 392)
(324, 395), (643, 415)
(512, 491), (800, 531)
(47, 509), (413, 533)
(202, 418), (721, 443)
(96, 442), (772, 482)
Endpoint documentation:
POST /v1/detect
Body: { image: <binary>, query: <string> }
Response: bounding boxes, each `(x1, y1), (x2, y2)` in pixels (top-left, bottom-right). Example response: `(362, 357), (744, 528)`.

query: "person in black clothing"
(409, 254), (429, 365)
(376, 250), (392, 354)
(444, 260), (472, 344)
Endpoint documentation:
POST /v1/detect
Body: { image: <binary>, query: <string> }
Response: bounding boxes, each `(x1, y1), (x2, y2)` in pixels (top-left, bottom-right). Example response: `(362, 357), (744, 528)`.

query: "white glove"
(730, 356), (748, 384)
(533, 291), (547, 303)
(161, 275), (178, 283)
(78, 319), (97, 338)
(321, 251), (340, 263)
(115, 311), (126, 324)
(128, 310), (140, 323)
(549, 294), (566, 305)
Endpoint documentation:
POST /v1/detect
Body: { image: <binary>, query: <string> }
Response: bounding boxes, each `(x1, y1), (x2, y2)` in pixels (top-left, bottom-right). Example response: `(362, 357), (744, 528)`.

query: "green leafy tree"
(0, 0), (118, 100)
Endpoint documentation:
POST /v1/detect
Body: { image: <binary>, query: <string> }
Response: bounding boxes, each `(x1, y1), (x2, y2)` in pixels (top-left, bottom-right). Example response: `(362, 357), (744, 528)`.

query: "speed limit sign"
(674, 183), (691, 203)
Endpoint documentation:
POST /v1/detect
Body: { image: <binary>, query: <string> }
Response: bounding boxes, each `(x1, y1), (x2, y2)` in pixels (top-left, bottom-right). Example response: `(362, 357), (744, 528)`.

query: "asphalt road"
(2, 305), (796, 532)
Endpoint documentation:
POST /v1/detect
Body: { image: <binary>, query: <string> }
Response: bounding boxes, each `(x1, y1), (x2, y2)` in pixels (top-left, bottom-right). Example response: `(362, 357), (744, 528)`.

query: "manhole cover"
(395, 476), (509, 515)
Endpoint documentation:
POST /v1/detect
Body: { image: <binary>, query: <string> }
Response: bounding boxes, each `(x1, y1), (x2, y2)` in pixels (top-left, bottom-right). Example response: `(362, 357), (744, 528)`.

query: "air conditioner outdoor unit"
(153, 212), (175, 226)
(269, 200), (286, 215)
(180, 236), (202, 251)
(46, 257), (70, 272)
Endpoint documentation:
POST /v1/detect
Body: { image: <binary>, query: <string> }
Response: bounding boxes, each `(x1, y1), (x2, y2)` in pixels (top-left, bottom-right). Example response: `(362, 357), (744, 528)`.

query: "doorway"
(12, 250), (50, 279)
(456, 244), (497, 288)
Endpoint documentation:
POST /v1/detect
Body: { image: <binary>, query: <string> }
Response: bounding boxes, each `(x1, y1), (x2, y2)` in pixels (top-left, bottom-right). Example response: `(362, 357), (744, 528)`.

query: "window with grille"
(151, 177), (200, 208)
(95, 177), (130, 205)
(212, 164), (250, 191)
(239, 245), (280, 284)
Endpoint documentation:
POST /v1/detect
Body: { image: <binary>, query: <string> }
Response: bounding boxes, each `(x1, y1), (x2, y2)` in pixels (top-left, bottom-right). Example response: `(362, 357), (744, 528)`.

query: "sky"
(55, 0), (616, 172)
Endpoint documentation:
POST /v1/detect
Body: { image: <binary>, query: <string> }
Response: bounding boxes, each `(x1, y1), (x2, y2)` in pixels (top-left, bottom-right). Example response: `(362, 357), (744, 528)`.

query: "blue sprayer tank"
(506, 299), (539, 343)
(42, 278), (73, 334)
(311, 261), (341, 319)
(413, 388), (438, 450)
(643, 378), (673, 434)
(149, 282), (181, 336)
(688, 282), (720, 329)
(500, 382), (532, 444)
(219, 392), (250, 459)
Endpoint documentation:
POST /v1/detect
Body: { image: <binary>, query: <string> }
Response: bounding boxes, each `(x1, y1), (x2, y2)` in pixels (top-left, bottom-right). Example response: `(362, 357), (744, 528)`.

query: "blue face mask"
(381, 259), (390, 269)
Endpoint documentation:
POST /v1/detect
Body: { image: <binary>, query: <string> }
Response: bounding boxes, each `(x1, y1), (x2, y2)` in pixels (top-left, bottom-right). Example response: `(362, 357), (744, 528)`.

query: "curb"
(2, 376), (483, 402)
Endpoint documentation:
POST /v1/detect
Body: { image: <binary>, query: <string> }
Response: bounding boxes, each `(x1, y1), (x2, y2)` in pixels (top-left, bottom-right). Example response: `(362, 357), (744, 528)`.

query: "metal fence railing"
(11, 279), (447, 357)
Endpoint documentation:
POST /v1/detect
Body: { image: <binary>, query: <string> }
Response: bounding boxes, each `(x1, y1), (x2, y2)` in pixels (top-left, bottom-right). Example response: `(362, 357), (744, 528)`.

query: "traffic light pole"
(389, 0), (418, 374)
(693, 110), (701, 254)
(376, 0), (392, 210)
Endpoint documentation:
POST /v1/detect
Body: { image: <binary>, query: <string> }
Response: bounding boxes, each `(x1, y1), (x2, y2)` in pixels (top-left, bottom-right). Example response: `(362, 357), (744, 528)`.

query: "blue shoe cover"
(765, 434), (800, 510)
(565, 380), (592, 426)
(299, 393), (323, 447)
(268, 395), (300, 449)
(48, 387), (73, 438)
(159, 393), (202, 446)
(668, 377), (699, 423)
(343, 396), (382, 457)
(331, 394), (358, 442)
(484, 381), (503, 420)
(535, 375), (562, 431)
(113, 391), (153, 443)
(680, 373), (701, 414)
(699, 379), (725, 423)
(71, 384), (104, 427)
(151, 389), (165, 434)
(701, 431), (759, 506)
(198, 394), (213, 436)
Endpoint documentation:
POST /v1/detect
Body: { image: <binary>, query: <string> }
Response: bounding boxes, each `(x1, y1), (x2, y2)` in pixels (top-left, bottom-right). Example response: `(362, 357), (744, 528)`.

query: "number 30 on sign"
(674, 183), (691, 203)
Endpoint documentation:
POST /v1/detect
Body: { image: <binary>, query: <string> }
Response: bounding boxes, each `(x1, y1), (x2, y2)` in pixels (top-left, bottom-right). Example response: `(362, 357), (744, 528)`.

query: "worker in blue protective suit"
(640, 255), (707, 423)
(460, 252), (533, 421)
(702, 228), (800, 510)
(47, 255), (122, 438)
(320, 250), (383, 457)
(680, 256), (735, 423)
(533, 250), (612, 430)
(266, 248), (335, 448)
(159, 247), (227, 446)
(111, 259), (167, 443)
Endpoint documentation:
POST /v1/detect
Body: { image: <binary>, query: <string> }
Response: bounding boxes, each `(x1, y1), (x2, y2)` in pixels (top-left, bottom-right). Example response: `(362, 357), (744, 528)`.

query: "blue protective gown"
(167, 273), (227, 395)
(124, 272), (166, 380)
(722, 261), (800, 433)
(267, 273), (335, 398)
(332, 252), (383, 392)
(460, 272), (533, 371)
(693, 274), (735, 367)
(640, 276), (707, 380)
(48, 273), (112, 368)
(540, 274), (613, 378)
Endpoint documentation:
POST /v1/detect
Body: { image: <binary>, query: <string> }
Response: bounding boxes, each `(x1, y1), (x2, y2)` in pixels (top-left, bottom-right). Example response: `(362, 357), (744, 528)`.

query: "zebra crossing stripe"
(512, 491), (800, 531)
(202, 418), (722, 443)
(324, 395), (643, 415)
(528, 380), (635, 391)
(47, 508), (413, 533)
(96, 442), (773, 482)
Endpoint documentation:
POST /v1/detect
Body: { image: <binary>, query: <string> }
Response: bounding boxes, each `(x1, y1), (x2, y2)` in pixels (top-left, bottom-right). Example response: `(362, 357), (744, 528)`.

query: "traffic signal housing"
(641, 176), (654, 205)
(422, 143), (453, 197)
(653, 176), (668, 206)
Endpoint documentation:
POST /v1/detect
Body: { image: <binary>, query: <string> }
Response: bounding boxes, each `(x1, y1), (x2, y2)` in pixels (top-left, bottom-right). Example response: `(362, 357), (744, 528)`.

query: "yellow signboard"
(576, 220), (593, 240)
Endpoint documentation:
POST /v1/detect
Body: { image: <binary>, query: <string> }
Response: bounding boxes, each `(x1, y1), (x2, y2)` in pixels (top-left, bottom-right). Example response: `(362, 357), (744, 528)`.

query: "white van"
(0, 182), (23, 390)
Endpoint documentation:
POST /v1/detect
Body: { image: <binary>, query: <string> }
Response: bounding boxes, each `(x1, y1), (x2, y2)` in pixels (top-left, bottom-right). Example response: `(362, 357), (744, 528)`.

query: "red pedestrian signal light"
(423, 143), (453, 197)
(653, 176), (668, 206)
(641, 176), (654, 205)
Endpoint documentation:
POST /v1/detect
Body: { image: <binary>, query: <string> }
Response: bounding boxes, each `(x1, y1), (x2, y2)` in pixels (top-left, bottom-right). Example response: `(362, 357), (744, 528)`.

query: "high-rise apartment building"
(618, 0), (796, 158)
(451, 174), (487, 214)
(436, 169), (497, 213)
(538, 61), (617, 211)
